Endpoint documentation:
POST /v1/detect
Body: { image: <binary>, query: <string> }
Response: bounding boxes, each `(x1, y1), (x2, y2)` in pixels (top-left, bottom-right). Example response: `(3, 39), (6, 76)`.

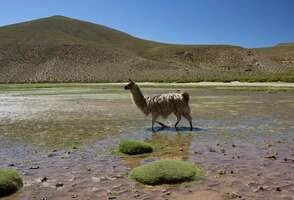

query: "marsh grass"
(129, 159), (203, 185)
(0, 83), (293, 93)
(119, 140), (153, 155)
(0, 169), (23, 197)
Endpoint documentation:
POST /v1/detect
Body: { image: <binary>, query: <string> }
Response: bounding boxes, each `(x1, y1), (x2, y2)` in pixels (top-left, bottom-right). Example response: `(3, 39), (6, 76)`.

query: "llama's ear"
(129, 79), (134, 83)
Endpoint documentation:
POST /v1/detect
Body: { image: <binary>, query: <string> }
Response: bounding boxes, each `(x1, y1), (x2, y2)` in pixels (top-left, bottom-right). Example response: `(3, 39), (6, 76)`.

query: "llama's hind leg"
(174, 114), (181, 130)
(183, 113), (193, 131)
(155, 121), (169, 128)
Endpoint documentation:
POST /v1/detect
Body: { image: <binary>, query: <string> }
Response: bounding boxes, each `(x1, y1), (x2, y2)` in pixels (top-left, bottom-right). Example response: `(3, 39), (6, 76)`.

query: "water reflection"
(119, 131), (194, 168)
(146, 126), (205, 132)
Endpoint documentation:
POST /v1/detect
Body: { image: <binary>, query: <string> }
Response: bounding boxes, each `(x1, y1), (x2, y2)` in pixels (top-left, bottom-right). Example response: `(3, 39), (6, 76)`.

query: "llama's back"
(146, 92), (190, 118)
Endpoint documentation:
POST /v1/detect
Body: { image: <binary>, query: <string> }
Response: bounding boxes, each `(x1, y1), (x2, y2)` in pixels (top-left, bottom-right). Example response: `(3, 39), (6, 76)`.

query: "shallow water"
(0, 85), (293, 200)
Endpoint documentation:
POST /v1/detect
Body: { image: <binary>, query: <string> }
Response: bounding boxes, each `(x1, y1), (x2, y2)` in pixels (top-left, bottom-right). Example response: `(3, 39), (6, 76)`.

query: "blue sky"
(0, 0), (293, 47)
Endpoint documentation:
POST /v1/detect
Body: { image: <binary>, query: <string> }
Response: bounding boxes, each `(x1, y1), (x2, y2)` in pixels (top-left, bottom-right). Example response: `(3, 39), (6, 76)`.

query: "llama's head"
(124, 79), (136, 90)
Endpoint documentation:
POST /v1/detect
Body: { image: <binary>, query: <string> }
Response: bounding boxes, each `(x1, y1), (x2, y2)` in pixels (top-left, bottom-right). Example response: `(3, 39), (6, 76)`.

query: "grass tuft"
(129, 159), (203, 185)
(0, 168), (23, 197)
(119, 140), (153, 155)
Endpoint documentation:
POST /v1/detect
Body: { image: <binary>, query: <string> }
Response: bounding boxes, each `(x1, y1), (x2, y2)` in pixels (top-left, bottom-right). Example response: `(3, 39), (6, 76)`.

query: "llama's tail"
(182, 92), (190, 103)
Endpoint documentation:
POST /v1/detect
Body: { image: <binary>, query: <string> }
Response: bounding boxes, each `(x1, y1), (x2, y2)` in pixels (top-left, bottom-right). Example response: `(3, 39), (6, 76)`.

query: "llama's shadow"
(146, 126), (206, 132)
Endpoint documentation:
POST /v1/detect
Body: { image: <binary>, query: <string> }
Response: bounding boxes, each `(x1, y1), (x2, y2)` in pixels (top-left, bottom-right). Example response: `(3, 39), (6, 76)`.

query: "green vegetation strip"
(0, 168), (23, 197)
(119, 140), (153, 155)
(129, 159), (203, 185)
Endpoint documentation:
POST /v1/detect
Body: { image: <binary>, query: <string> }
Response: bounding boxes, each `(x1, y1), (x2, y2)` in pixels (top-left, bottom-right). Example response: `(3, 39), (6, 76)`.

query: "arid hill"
(0, 16), (293, 83)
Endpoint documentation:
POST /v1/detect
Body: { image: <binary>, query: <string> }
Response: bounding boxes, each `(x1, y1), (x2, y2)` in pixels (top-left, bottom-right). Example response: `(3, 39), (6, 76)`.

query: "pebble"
(264, 155), (277, 160)
(217, 170), (226, 175)
(133, 193), (140, 198)
(165, 191), (171, 195)
(247, 181), (257, 187)
(48, 153), (56, 157)
(55, 183), (64, 188)
(258, 186), (265, 190)
(30, 166), (40, 169)
(254, 185), (269, 192)
(208, 182), (221, 187)
(162, 189), (168, 193)
(276, 187), (282, 192)
(227, 192), (242, 198)
(40, 176), (48, 182)
(162, 189), (171, 195)
(209, 148), (217, 153)
(112, 174), (124, 179)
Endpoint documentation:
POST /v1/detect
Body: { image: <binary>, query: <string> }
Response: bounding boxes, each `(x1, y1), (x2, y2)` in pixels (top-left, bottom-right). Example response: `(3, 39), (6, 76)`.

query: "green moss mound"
(0, 168), (23, 197)
(119, 140), (153, 155)
(129, 159), (203, 185)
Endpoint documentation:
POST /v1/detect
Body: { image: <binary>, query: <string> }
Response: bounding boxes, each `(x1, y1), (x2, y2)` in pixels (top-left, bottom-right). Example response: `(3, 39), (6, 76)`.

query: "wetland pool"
(0, 84), (293, 200)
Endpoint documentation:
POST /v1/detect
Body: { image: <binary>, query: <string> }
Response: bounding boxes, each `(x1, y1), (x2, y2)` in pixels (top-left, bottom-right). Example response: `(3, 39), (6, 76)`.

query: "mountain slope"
(0, 16), (293, 83)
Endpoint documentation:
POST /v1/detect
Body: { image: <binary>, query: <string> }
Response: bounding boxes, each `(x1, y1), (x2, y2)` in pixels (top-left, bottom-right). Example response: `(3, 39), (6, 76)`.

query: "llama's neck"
(130, 85), (149, 115)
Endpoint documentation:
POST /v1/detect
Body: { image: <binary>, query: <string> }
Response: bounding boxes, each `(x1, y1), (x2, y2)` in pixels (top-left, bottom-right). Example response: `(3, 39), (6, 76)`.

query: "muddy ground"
(0, 84), (293, 200)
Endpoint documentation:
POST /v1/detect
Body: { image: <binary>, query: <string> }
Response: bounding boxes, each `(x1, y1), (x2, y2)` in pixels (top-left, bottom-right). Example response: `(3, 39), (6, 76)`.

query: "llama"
(124, 79), (193, 131)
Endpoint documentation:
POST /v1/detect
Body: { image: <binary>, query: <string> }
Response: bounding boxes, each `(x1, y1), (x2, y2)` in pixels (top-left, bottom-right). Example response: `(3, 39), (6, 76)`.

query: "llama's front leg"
(151, 119), (155, 132)
(151, 114), (164, 131)
(151, 114), (158, 132)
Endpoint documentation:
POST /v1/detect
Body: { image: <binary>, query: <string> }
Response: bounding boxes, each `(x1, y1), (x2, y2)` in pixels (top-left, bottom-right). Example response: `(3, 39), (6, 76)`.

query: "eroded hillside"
(0, 16), (293, 82)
